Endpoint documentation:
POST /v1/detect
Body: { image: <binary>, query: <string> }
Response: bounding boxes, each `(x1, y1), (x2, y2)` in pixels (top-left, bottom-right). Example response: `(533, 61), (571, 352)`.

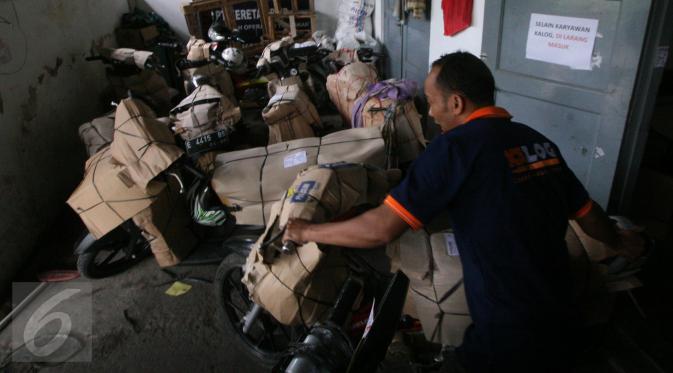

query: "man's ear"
(448, 93), (465, 115)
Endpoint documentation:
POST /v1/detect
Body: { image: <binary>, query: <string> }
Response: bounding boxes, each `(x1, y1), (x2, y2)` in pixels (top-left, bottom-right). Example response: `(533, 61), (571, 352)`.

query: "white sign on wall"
(525, 13), (599, 70)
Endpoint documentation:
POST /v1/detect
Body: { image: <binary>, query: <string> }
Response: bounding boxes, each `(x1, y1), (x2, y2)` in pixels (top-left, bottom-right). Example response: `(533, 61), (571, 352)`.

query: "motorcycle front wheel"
(214, 253), (306, 369)
(75, 223), (151, 279)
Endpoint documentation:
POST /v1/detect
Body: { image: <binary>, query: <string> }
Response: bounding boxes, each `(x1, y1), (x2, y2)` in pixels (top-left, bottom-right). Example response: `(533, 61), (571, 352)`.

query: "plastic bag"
(335, 0), (376, 50)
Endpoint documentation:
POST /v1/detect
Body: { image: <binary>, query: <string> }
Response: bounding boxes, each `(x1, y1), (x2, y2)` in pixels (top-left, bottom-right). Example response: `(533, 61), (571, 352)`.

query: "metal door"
(383, 0), (431, 83)
(383, 0), (433, 135)
(482, 0), (652, 208)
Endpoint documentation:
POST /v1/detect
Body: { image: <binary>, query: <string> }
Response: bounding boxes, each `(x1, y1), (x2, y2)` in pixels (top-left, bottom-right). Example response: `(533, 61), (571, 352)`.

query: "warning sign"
(525, 13), (599, 70)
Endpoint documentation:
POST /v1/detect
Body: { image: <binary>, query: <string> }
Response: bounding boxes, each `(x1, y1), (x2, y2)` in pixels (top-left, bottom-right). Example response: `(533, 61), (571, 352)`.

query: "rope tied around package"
(261, 239), (346, 328)
(81, 113), (115, 149)
(77, 151), (161, 220)
(255, 173), (355, 328)
(408, 232), (469, 343)
(113, 112), (177, 163)
(264, 90), (321, 130)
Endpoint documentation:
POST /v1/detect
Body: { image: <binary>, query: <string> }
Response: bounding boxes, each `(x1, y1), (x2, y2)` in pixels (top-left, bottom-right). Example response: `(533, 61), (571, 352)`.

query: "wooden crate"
(182, 0), (228, 40)
(183, 0), (271, 55)
(267, 12), (316, 40)
(223, 0), (271, 47)
(267, 0), (314, 14)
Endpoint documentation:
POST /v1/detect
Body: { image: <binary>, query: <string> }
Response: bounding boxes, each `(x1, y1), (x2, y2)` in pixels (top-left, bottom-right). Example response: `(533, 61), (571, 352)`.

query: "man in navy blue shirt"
(284, 52), (642, 372)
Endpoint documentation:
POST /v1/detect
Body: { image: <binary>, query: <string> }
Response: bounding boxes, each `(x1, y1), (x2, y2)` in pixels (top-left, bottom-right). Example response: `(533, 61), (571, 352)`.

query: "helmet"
(222, 47), (245, 69)
(208, 20), (233, 42)
(190, 74), (211, 89)
(189, 183), (228, 227)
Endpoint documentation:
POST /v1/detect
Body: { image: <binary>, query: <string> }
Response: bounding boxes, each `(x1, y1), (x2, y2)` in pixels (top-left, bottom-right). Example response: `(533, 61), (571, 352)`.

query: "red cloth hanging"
(442, 0), (473, 36)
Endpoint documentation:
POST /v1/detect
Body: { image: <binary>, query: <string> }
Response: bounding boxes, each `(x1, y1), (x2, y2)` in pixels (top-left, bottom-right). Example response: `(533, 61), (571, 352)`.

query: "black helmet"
(208, 20), (233, 42)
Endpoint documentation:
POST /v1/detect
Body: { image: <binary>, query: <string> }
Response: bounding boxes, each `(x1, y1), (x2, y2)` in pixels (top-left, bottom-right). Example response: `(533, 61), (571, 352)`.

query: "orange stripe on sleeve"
(572, 200), (593, 219)
(384, 195), (423, 230)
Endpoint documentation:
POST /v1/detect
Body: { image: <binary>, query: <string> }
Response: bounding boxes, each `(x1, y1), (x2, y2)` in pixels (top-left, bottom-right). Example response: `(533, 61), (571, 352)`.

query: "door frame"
(610, 0), (673, 212)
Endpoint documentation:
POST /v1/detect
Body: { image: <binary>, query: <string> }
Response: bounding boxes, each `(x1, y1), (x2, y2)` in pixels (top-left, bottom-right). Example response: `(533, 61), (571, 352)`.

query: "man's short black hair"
(431, 52), (495, 107)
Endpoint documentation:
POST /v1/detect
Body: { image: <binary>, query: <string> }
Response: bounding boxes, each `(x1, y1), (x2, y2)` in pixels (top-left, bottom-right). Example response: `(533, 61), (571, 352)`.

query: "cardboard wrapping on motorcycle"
(278, 164), (401, 226)
(186, 37), (211, 61)
(79, 110), (115, 156)
(132, 183), (198, 268)
(110, 99), (184, 190)
(211, 127), (386, 226)
(170, 84), (241, 144)
(101, 48), (154, 69)
(181, 64), (236, 103)
(108, 69), (174, 115)
(326, 48), (360, 66)
(262, 85), (321, 144)
(326, 62), (378, 127)
(181, 39), (236, 101)
(67, 147), (166, 239)
(243, 226), (349, 326)
(361, 98), (426, 165)
(256, 36), (294, 69)
(242, 164), (399, 326)
(267, 75), (304, 97)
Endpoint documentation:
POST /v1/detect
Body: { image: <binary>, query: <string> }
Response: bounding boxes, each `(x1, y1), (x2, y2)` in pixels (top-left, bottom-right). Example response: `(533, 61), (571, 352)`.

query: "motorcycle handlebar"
(280, 241), (297, 255)
(287, 45), (319, 58)
(155, 41), (181, 49)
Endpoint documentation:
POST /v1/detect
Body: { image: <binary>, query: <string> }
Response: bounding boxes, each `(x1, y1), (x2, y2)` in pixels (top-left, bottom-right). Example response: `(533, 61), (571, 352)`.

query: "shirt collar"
(463, 106), (512, 124)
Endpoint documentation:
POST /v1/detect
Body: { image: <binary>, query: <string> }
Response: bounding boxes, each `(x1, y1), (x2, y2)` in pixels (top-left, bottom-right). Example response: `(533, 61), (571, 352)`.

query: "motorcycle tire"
(214, 253), (305, 369)
(75, 224), (151, 279)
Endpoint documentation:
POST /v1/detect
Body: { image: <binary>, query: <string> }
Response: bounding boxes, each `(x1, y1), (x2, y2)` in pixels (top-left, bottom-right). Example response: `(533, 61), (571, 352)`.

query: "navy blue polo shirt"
(385, 107), (592, 369)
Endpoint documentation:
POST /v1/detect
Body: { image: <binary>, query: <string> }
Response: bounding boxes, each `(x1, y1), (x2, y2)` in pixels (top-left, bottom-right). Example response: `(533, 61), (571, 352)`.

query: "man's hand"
(283, 219), (311, 245)
(612, 228), (646, 259)
(278, 204), (409, 249)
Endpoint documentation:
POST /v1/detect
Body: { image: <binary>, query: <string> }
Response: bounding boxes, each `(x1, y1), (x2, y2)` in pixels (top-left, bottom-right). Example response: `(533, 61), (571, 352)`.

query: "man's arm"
(574, 200), (644, 259)
(573, 201), (618, 247)
(283, 204), (410, 249)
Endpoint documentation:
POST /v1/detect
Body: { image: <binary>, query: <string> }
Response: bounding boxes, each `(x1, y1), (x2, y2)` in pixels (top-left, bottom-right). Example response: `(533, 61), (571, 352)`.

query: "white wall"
(315, 0), (339, 35)
(374, 0), (383, 42)
(137, 0), (190, 40)
(428, 0), (485, 65)
(0, 0), (128, 294)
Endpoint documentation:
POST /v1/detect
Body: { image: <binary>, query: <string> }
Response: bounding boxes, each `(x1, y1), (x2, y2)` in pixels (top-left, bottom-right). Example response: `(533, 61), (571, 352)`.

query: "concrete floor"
(0, 259), (265, 373)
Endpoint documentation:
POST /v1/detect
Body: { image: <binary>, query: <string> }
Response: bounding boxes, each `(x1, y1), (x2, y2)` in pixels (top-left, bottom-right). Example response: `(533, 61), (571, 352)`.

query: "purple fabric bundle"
(351, 79), (418, 128)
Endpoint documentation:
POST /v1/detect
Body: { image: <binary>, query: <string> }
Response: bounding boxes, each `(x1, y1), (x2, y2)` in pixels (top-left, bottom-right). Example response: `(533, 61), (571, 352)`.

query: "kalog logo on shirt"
(504, 142), (561, 176)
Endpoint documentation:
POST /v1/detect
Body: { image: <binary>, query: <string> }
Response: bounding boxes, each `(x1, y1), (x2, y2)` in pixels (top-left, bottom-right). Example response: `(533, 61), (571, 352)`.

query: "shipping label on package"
(444, 232), (460, 257)
(284, 151), (308, 168)
(290, 181), (316, 203)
